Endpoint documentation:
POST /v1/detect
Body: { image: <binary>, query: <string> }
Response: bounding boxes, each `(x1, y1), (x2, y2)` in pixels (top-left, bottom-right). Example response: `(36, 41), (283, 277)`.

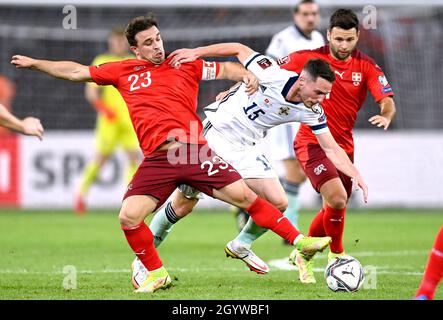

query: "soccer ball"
(324, 255), (364, 292)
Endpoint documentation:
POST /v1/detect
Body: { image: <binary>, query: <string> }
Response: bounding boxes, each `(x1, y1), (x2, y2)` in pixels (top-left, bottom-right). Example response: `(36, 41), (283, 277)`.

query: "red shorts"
(123, 144), (242, 210)
(295, 143), (354, 198)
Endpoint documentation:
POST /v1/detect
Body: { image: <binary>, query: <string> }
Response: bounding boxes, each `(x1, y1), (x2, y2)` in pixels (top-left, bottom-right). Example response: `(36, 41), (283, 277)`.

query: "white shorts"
(264, 122), (300, 161)
(205, 125), (278, 180)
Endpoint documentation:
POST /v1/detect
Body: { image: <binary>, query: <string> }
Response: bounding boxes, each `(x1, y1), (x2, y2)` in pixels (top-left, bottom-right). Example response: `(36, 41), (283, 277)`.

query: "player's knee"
(328, 194), (347, 210)
(232, 184), (258, 208)
(119, 208), (144, 228)
(270, 196), (288, 212)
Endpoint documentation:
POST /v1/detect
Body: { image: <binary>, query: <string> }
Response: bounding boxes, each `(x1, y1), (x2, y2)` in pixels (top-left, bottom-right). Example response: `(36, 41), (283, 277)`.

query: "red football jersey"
(89, 57), (219, 156)
(279, 45), (394, 155)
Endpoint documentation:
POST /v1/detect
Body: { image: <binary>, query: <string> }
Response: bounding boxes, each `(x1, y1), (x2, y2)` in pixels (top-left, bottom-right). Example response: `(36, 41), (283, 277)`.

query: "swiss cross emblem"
(352, 72), (362, 82)
(204, 61), (215, 68)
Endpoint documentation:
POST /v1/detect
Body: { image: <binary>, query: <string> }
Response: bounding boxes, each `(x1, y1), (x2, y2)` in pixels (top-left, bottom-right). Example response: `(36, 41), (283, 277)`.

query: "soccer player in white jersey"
(263, 0), (325, 232)
(131, 42), (368, 285)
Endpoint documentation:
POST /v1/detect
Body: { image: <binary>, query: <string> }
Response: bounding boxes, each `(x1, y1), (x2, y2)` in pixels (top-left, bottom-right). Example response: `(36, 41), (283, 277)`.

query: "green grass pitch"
(0, 208), (441, 300)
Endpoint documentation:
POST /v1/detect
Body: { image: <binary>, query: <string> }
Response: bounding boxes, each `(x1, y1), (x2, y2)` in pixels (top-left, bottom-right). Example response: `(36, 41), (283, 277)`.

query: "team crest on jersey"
(278, 106), (290, 116)
(352, 72), (362, 86)
(277, 56), (290, 66)
(134, 65), (147, 71)
(257, 58), (272, 69)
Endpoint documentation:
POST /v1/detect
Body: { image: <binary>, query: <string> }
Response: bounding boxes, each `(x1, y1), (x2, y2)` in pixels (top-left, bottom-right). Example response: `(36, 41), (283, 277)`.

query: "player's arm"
(316, 130), (368, 202)
(0, 103), (44, 140)
(169, 43), (254, 66)
(84, 84), (116, 121)
(369, 97), (396, 130)
(11, 55), (92, 82)
(217, 62), (258, 96)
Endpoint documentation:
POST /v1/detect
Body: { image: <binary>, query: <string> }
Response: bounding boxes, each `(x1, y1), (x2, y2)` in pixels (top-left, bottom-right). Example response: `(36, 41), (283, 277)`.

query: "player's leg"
(290, 144), (349, 283)
(226, 177), (288, 274)
(149, 186), (200, 247)
(119, 195), (172, 293)
(120, 153), (179, 293)
(282, 158), (307, 230)
(415, 226), (443, 300)
(75, 118), (117, 213)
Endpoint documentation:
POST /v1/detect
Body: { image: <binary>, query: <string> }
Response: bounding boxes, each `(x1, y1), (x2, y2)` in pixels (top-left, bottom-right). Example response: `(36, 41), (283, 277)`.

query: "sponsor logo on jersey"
(277, 56), (290, 66)
(259, 84), (267, 92)
(314, 164), (327, 176)
(257, 58), (273, 69)
(334, 70), (345, 79)
(311, 104), (324, 115)
(134, 65), (147, 71)
(278, 106), (290, 116)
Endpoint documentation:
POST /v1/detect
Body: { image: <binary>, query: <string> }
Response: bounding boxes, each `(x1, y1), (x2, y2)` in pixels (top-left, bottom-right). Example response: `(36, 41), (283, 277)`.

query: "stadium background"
(0, 0), (442, 301)
(0, 0), (442, 210)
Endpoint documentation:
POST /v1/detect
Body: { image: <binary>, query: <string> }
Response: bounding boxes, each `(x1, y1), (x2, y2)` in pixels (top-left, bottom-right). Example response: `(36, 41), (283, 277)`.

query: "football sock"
(122, 221), (163, 271)
(149, 202), (180, 248)
(245, 196), (301, 245)
(125, 161), (138, 183)
(323, 205), (346, 253)
(416, 226), (443, 300)
(235, 217), (269, 247)
(308, 208), (326, 237)
(281, 179), (301, 229)
(78, 161), (100, 195)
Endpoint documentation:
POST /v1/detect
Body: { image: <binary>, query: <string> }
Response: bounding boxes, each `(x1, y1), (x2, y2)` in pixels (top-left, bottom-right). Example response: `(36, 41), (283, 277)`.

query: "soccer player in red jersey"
(415, 226), (443, 300)
(11, 14), (333, 293)
(212, 9), (396, 284)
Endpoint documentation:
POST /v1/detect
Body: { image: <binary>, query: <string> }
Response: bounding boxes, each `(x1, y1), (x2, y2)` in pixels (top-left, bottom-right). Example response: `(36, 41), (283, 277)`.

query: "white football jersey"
(203, 52), (328, 147)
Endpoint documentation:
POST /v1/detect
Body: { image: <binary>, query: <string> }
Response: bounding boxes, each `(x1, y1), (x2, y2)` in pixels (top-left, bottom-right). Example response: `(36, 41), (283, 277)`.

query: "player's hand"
(22, 117), (44, 140)
(351, 174), (368, 203)
(242, 71), (259, 96)
(168, 49), (199, 68)
(368, 115), (391, 130)
(11, 55), (36, 69)
(215, 90), (230, 101)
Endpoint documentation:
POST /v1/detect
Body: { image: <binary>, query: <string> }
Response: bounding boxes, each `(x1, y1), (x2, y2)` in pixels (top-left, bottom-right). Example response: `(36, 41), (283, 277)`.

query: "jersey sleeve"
(243, 52), (286, 84)
(277, 51), (309, 74)
(193, 59), (220, 81)
(302, 104), (329, 135)
(89, 61), (122, 86)
(366, 62), (394, 102)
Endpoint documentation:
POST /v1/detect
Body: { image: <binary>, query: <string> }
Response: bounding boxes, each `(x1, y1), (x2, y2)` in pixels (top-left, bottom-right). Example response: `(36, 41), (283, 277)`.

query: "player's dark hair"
(294, 0), (316, 13)
(329, 9), (359, 31)
(303, 59), (335, 83)
(125, 13), (158, 46)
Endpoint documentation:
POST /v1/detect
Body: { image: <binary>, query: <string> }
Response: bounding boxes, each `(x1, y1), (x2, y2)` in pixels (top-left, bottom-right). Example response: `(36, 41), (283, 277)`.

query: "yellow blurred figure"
(75, 28), (139, 214)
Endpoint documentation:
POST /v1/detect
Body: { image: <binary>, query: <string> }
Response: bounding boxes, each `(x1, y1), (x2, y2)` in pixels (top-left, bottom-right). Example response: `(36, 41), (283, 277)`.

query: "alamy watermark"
(62, 5), (77, 30)
(62, 265), (77, 290)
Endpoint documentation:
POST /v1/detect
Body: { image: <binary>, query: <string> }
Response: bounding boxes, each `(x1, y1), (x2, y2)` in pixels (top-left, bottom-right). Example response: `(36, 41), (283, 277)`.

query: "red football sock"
(122, 222), (163, 271)
(323, 205), (346, 253)
(246, 196), (301, 244)
(416, 226), (443, 300)
(308, 208), (326, 237)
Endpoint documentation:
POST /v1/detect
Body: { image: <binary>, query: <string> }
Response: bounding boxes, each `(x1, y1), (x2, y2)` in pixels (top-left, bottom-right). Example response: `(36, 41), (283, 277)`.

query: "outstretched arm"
(316, 130), (368, 202)
(169, 43), (254, 66)
(0, 103), (44, 140)
(11, 55), (92, 82)
(369, 97), (396, 130)
(217, 62), (258, 96)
